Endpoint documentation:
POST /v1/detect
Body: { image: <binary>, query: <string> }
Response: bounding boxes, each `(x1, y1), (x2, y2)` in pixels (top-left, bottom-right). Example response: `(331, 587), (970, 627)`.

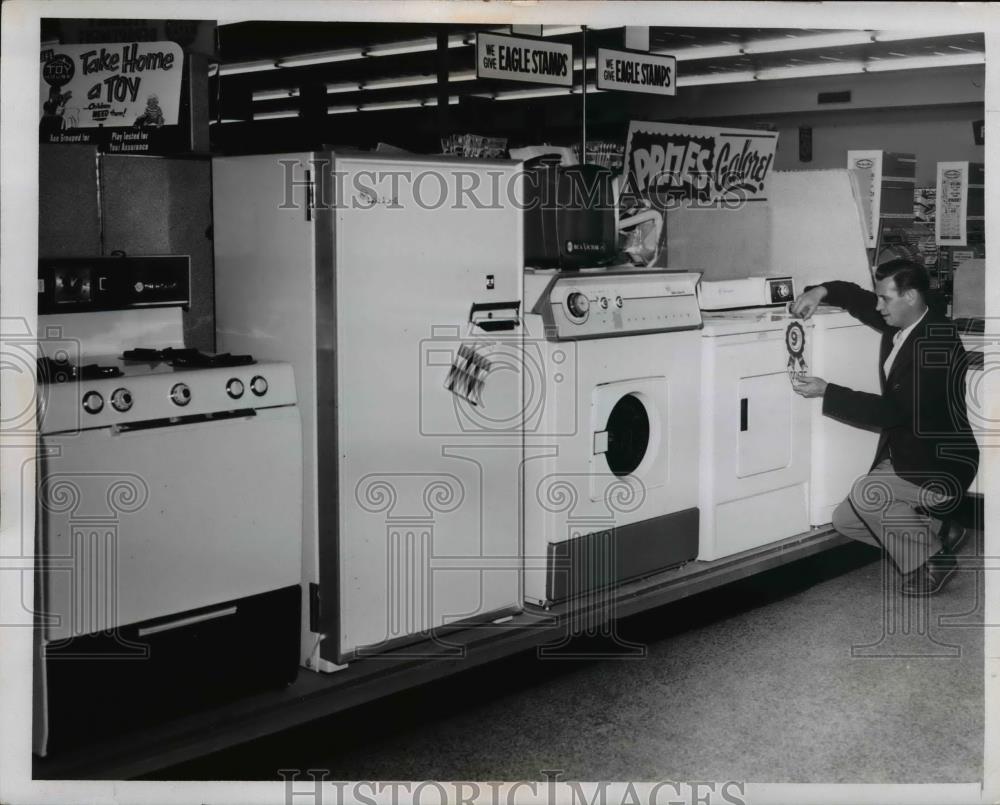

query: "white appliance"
(522, 268), (703, 606)
(697, 275), (796, 310)
(806, 307), (882, 526)
(213, 153), (524, 670)
(698, 309), (814, 561)
(34, 257), (302, 756)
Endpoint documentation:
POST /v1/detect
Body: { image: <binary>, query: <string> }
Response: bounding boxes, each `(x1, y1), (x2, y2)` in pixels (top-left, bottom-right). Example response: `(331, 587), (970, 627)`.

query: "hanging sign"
(623, 121), (778, 206)
(596, 48), (676, 96)
(40, 41), (186, 153)
(476, 33), (573, 86)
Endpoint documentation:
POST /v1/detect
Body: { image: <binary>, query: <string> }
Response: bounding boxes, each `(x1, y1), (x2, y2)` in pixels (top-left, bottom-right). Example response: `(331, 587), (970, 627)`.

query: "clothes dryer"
(522, 269), (702, 607)
(698, 309), (814, 561)
(806, 308), (882, 526)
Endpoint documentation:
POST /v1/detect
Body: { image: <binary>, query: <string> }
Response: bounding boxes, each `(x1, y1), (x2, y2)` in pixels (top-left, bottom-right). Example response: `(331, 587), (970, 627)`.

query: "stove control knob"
(110, 388), (133, 412)
(250, 375), (268, 397)
(600, 296), (609, 310)
(566, 292), (590, 319)
(170, 383), (191, 407)
(82, 391), (104, 415)
(615, 295), (623, 308)
(226, 378), (245, 399)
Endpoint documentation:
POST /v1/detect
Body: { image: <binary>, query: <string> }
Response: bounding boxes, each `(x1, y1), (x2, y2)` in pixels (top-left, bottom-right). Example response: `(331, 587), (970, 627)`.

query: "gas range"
(36, 347), (296, 435)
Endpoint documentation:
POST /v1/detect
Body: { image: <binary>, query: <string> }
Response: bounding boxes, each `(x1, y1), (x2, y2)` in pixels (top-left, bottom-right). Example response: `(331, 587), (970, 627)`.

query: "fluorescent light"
(677, 70), (756, 86)
(666, 42), (744, 61)
(327, 82), (360, 94)
(358, 96), (460, 112)
(743, 31), (873, 54)
(252, 88), (299, 102)
(253, 109), (298, 121)
(210, 118), (245, 124)
(865, 52), (985, 71)
(219, 60), (277, 76)
(873, 30), (982, 42)
(539, 24), (618, 36)
(280, 49), (363, 68)
(328, 105), (358, 115)
(494, 87), (573, 101)
(756, 61), (865, 80)
(363, 34), (471, 57)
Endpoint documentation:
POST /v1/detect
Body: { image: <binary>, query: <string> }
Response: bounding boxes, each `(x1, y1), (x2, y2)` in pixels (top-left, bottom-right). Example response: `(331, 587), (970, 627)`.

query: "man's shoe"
(900, 552), (957, 597)
(940, 522), (970, 555)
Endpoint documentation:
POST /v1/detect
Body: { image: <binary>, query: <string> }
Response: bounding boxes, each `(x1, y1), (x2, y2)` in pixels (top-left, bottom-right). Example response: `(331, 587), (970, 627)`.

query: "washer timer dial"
(566, 292), (590, 319)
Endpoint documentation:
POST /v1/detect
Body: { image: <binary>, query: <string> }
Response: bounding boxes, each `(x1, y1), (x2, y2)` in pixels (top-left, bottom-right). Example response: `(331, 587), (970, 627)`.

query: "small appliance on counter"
(696, 275), (796, 310)
(523, 156), (617, 269)
(33, 257), (303, 756)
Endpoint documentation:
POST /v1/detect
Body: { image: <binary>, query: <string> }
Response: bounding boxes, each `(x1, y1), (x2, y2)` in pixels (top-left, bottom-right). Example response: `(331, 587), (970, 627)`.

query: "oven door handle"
(112, 409), (258, 435)
(137, 605), (238, 637)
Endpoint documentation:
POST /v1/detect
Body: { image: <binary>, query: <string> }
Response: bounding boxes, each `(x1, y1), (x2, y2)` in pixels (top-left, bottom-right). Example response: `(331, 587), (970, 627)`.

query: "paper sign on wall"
(623, 121), (778, 206)
(40, 42), (183, 135)
(936, 161), (969, 246)
(596, 48), (676, 96)
(476, 33), (573, 86)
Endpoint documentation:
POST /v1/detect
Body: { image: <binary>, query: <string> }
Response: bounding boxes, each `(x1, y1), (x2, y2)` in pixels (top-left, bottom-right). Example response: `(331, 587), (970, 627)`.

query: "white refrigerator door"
(333, 157), (523, 659)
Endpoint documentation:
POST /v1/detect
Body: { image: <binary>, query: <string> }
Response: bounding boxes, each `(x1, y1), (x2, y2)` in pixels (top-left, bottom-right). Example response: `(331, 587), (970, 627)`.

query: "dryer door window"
(604, 394), (650, 476)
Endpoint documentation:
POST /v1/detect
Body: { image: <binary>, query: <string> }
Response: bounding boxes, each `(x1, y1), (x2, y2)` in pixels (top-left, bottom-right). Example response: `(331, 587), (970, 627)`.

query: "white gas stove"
(33, 257), (303, 757)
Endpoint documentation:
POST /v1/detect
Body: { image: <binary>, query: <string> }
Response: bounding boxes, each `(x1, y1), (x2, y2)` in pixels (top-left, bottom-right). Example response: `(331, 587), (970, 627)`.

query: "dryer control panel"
(545, 271), (702, 340)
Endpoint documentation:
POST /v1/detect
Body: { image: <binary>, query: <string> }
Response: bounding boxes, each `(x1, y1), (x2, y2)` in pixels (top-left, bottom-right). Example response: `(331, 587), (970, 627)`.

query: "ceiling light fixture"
(362, 34), (471, 57)
(742, 31), (874, 54)
(756, 61), (866, 80)
(253, 109), (299, 120)
(664, 43), (744, 61)
(327, 82), (361, 94)
(252, 88), (300, 102)
(677, 70), (757, 86)
(219, 60), (277, 76)
(280, 49), (363, 68)
(494, 87), (574, 101)
(873, 30), (982, 42)
(865, 52), (985, 71)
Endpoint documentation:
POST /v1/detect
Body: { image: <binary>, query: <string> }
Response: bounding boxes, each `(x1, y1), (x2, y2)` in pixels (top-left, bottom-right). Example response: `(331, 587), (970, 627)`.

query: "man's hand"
(788, 285), (828, 319)
(791, 375), (828, 398)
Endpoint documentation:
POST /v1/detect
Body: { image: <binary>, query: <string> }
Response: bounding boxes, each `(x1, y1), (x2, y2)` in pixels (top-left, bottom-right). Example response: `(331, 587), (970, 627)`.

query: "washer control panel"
(548, 271), (702, 339)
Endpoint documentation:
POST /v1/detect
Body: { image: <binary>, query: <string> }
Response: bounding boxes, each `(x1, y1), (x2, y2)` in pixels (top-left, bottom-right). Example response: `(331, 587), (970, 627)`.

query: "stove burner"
(121, 347), (255, 368)
(37, 357), (123, 384)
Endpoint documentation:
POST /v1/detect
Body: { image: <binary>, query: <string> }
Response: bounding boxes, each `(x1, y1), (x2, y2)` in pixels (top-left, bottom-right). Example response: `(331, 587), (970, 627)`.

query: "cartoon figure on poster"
(134, 94), (165, 127)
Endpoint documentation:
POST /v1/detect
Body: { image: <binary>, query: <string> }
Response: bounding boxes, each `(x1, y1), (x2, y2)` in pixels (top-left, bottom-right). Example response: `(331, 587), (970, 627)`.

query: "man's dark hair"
(875, 258), (930, 299)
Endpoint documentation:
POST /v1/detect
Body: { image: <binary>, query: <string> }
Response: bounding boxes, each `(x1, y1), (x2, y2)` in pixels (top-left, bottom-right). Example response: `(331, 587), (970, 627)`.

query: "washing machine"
(698, 308), (814, 561)
(522, 268), (703, 607)
(807, 308), (882, 526)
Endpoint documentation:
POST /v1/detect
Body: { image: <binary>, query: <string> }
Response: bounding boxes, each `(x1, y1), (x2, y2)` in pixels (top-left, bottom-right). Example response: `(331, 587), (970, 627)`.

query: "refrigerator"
(213, 153), (525, 669)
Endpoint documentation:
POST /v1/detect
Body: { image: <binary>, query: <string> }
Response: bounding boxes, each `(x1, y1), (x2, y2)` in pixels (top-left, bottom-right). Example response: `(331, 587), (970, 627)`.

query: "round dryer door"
(604, 394), (650, 477)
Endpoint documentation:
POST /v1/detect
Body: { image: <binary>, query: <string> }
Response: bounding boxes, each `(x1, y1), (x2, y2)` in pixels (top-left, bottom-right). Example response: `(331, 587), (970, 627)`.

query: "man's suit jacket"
(816, 280), (979, 494)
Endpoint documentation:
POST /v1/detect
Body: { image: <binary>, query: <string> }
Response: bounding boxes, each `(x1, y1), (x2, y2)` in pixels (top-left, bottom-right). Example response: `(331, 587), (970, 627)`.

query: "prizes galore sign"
(597, 49), (676, 96)
(40, 42), (183, 147)
(623, 121), (778, 206)
(476, 33), (573, 86)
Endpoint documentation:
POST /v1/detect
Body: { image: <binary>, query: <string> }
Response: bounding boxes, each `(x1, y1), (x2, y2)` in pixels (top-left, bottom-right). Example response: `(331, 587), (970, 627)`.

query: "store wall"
(769, 104), (984, 186)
